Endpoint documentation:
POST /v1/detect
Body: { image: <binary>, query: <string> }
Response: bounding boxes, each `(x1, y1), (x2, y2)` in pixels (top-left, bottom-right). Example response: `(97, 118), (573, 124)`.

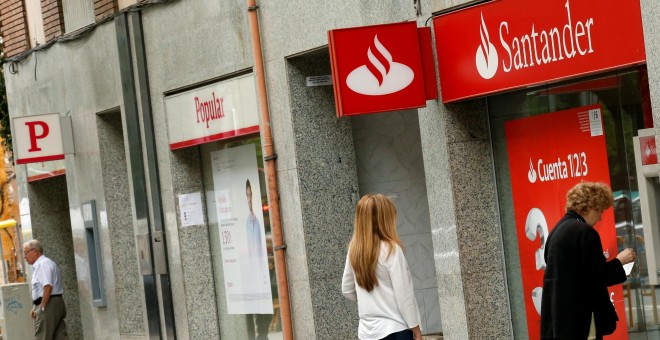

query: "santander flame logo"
(346, 35), (415, 95)
(528, 158), (537, 183)
(475, 12), (498, 79)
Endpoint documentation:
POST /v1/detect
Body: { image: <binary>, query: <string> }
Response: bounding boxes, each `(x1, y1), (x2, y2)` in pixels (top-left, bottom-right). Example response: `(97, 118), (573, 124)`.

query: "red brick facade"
(0, 0), (30, 57)
(94, 0), (117, 21)
(42, 0), (65, 42)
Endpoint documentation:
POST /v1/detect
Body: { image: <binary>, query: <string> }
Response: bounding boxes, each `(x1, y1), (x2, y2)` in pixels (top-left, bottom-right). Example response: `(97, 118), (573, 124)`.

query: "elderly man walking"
(23, 240), (68, 340)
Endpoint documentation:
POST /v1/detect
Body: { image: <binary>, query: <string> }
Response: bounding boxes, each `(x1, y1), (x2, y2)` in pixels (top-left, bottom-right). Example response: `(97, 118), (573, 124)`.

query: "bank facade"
(1, 0), (659, 339)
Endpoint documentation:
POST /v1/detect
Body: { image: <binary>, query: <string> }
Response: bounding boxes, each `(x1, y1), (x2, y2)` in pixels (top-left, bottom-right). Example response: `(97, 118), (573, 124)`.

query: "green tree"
(0, 48), (10, 154)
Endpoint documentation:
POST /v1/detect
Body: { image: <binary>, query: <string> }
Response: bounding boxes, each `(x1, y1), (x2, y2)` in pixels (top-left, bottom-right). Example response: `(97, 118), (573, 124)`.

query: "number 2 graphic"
(525, 208), (548, 315)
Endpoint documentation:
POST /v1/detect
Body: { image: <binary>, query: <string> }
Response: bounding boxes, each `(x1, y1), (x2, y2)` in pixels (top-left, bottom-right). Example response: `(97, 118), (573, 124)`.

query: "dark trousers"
(381, 329), (414, 340)
(33, 295), (68, 340)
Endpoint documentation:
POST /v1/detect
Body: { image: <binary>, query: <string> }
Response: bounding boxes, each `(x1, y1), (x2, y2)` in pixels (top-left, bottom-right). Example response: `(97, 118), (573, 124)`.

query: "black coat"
(540, 211), (626, 340)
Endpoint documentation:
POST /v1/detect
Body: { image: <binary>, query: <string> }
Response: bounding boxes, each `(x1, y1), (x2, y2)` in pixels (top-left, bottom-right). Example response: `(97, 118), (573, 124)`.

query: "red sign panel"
(640, 135), (657, 166)
(329, 22), (429, 116)
(433, 0), (646, 103)
(505, 105), (628, 340)
(14, 113), (65, 165)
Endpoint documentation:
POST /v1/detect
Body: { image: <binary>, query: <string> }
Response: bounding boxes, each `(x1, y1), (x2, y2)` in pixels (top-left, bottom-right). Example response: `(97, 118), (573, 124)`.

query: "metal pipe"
(246, 2), (293, 339)
(115, 13), (163, 339)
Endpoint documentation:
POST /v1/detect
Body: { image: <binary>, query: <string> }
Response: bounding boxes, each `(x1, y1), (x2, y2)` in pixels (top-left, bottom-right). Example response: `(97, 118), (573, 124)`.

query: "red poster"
(505, 105), (628, 340)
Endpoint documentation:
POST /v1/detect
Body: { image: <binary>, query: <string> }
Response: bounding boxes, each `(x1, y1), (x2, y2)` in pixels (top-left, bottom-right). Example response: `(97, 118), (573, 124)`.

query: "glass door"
(489, 67), (658, 339)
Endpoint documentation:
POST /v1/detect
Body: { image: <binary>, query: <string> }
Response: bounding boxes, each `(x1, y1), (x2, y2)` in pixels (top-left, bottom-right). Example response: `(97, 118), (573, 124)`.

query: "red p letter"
(25, 121), (50, 152)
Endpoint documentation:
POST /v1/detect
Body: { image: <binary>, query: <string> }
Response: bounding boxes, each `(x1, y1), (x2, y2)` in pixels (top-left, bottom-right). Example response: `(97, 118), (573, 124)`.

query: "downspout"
(246, 2), (294, 340)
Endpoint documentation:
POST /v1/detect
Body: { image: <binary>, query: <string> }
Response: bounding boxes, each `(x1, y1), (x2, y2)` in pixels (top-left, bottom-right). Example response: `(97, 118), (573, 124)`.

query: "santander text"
(499, 0), (594, 73)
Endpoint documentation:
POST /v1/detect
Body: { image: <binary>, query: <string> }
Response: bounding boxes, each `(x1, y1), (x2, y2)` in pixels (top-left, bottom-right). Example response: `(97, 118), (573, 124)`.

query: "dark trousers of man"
(33, 295), (68, 340)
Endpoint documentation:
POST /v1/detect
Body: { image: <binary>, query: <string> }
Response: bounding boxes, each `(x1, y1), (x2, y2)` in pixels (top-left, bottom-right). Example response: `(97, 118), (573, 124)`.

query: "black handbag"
(594, 296), (618, 336)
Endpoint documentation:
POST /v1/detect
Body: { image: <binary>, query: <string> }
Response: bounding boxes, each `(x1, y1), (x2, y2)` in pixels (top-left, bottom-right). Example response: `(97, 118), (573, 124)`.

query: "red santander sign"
(329, 22), (437, 117)
(640, 135), (657, 166)
(433, 0), (646, 103)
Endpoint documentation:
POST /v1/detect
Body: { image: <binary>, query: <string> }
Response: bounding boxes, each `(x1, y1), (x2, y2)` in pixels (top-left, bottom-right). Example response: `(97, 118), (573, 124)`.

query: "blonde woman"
(342, 194), (422, 340)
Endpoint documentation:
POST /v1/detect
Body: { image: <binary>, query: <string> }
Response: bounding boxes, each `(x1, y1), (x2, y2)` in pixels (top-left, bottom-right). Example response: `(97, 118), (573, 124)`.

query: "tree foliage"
(0, 50), (10, 154)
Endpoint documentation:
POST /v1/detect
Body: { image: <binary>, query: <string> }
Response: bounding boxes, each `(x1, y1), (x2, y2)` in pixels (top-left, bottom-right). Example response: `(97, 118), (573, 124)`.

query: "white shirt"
(342, 242), (421, 340)
(31, 255), (64, 301)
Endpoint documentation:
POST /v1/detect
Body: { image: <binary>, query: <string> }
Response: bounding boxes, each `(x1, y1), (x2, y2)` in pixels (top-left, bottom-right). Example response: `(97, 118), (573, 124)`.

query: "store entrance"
(490, 67), (660, 340)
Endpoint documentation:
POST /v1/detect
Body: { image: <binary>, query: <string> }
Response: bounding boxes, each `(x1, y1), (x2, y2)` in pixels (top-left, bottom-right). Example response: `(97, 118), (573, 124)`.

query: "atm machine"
(633, 128), (660, 285)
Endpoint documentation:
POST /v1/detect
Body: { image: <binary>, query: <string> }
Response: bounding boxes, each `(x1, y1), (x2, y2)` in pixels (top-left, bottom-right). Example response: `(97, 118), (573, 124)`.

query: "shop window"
(489, 68), (656, 339)
(118, 0), (137, 10)
(201, 136), (281, 339)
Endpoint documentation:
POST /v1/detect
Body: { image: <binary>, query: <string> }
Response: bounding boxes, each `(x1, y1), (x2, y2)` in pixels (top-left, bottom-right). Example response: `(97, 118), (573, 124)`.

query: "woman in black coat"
(541, 182), (636, 340)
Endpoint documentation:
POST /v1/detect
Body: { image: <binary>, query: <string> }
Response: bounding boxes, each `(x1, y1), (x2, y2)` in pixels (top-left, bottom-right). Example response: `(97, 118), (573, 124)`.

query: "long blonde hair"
(348, 194), (402, 292)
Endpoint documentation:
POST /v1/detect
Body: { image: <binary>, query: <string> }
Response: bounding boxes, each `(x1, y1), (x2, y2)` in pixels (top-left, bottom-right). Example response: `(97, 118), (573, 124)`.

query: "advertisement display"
(505, 105), (627, 339)
(210, 144), (272, 314)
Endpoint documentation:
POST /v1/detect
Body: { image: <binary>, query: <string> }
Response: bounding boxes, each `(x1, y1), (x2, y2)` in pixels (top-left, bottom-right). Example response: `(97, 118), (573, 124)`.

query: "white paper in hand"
(623, 262), (634, 276)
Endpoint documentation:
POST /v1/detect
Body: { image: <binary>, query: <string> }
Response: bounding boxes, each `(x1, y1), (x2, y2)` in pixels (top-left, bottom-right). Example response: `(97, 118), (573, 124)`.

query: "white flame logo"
(646, 144), (653, 157)
(528, 158), (537, 183)
(475, 12), (498, 80)
(346, 35), (415, 95)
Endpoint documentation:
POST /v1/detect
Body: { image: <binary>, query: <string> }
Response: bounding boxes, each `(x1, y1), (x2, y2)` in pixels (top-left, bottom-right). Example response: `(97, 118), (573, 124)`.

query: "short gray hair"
(23, 240), (43, 254)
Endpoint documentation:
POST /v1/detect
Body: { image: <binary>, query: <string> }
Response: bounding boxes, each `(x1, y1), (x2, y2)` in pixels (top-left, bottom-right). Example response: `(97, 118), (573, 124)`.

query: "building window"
(25, 0), (45, 47)
(63, 0), (94, 33)
(118, 0), (137, 11)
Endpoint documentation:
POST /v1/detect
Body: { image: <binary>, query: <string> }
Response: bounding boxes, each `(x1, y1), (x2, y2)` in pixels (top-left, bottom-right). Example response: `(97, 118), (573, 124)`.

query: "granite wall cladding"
(418, 97), (513, 339)
(169, 148), (221, 339)
(28, 176), (83, 339)
(640, 0), (660, 153)
(97, 111), (146, 335)
(287, 52), (360, 340)
(351, 111), (442, 334)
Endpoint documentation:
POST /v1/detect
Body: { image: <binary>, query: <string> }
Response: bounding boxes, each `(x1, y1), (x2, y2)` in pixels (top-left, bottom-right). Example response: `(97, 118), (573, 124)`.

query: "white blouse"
(342, 242), (421, 340)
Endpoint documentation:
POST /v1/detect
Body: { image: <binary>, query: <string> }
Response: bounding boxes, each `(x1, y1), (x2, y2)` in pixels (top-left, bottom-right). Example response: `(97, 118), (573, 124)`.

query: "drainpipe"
(246, 2), (293, 340)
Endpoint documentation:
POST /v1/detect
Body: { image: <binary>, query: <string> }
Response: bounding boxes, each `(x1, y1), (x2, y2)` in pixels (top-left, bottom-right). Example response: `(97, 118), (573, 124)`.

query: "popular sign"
(328, 22), (437, 117)
(433, 0), (646, 103)
(165, 73), (260, 150)
(14, 113), (65, 165)
(505, 105), (628, 340)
